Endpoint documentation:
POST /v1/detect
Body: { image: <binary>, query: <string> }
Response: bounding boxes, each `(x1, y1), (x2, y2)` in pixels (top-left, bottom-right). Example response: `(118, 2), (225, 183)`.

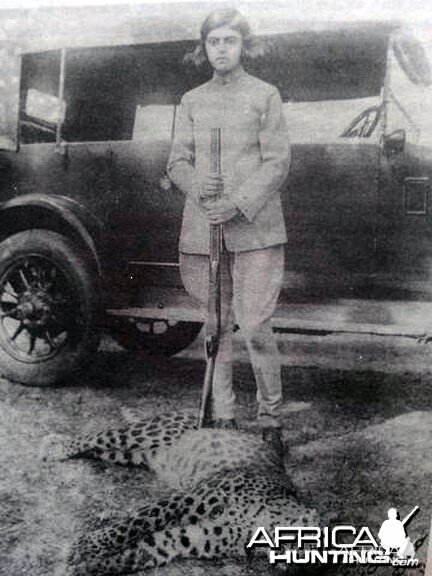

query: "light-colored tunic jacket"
(167, 67), (291, 254)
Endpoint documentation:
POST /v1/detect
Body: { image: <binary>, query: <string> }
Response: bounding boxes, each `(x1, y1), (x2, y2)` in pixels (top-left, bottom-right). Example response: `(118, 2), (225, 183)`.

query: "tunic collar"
(211, 66), (246, 86)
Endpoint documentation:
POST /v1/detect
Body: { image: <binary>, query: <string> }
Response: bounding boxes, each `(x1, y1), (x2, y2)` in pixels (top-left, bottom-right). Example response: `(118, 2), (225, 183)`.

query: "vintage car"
(0, 10), (431, 384)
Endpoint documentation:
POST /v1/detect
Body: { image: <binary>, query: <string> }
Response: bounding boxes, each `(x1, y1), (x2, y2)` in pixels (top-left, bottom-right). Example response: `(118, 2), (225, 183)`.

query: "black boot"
(262, 427), (283, 456)
(213, 418), (238, 430)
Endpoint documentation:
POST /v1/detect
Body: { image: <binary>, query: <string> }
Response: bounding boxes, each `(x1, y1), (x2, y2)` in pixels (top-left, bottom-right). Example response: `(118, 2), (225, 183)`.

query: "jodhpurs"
(179, 244), (284, 428)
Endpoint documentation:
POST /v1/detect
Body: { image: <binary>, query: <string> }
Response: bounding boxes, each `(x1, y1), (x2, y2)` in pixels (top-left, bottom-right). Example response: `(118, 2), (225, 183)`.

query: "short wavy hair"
(183, 7), (263, 68)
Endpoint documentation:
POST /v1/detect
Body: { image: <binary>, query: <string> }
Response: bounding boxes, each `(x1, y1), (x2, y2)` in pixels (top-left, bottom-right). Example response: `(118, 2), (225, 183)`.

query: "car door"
(17, 48), (115, 227)
(376, 32), (432, 293)
(281, 99), (382, 293)
(0, 42), (21, 203)
(109, 41), (206, 286)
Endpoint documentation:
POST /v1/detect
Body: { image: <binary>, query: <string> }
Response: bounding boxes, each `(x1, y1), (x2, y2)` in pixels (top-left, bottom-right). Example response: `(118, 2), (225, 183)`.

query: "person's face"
(205, 25), (243, 73)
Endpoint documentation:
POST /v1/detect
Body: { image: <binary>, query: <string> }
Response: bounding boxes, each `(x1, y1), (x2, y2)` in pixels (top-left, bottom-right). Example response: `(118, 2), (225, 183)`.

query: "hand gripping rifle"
(197, 128), (223, 429)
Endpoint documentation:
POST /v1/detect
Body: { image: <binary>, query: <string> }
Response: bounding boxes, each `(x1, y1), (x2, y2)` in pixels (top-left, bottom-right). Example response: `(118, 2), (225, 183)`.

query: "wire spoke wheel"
(0, 230), (100, 385)
(0, 255), (79, 363)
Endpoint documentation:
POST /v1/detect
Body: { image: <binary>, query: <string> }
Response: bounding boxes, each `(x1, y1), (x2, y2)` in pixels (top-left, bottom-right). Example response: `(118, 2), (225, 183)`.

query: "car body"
(0, 9), (431, 384)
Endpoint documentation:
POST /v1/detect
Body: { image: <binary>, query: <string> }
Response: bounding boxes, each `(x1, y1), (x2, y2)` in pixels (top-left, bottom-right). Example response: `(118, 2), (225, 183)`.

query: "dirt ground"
(0, 332), (431, 576)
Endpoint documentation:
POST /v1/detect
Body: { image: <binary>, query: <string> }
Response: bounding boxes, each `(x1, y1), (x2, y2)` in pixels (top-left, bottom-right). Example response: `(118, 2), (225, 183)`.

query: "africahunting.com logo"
(247, 506), (422, 567)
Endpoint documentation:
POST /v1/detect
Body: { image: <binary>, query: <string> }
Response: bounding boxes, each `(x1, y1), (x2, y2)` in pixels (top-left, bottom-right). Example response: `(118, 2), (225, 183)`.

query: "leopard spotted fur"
(63, 412), (319, 574)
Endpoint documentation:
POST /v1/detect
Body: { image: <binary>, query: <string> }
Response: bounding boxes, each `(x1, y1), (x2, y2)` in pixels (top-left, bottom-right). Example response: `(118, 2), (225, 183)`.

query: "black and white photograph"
(0, 0), (431, 574)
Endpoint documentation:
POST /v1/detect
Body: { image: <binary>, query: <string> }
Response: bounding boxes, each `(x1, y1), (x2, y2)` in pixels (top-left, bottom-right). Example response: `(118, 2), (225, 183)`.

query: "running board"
(106, 288), (432, 339)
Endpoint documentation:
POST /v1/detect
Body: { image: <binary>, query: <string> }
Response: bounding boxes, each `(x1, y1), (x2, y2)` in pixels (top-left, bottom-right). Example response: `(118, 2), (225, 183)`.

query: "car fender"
(0, 193), (105, 276)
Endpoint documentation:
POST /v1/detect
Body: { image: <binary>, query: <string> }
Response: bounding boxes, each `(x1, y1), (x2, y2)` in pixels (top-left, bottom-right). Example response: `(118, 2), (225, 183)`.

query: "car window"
(20, 41), (207, 145)
(133, 104), (175, 142)
(20, 50), (60, 144)
(61, 41), (203, 143)
(18, 29), (395, 146)
(283, 96), (381, 143)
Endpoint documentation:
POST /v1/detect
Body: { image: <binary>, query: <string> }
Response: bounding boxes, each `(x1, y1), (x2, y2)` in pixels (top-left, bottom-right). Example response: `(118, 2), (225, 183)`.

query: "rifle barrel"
(211, 127), (221, 174)
(401, 506), (419, 526)
(197, 127), (222, 429)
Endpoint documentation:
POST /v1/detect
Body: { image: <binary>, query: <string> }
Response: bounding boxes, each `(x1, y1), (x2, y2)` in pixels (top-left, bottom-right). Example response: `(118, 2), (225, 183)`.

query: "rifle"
(401, 506), (419, 527)
(197, 127), (223, 429)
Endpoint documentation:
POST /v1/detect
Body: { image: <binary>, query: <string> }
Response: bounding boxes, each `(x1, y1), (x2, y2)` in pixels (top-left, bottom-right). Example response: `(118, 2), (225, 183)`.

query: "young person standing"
(167, 8), (290, 449)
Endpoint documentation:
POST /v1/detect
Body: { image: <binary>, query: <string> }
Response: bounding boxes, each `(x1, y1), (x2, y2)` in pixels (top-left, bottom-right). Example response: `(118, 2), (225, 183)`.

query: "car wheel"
(0, 229), (101, 385)
(112, 317), (202, 356)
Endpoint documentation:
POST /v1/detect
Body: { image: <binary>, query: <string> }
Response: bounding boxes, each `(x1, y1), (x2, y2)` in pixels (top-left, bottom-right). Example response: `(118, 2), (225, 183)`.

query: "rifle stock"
(197, 128), (222, 429)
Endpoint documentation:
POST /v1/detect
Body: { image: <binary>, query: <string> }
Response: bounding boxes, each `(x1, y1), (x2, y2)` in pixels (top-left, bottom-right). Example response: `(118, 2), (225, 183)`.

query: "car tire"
(0, 229), (101, 385)
(112, 318), (202, 356)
